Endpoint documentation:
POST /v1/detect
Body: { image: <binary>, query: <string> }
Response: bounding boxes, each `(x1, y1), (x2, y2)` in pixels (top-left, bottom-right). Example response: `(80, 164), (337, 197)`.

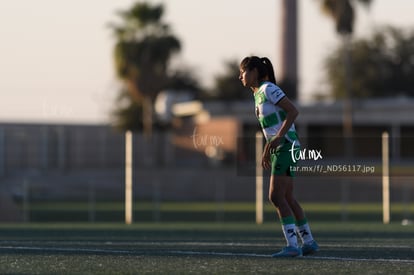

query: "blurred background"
(0, 0), (413, 223)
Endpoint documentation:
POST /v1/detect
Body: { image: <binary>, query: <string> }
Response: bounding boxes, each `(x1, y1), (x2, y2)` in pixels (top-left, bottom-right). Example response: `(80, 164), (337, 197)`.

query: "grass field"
(0, 220), (413, 274)
(22, 202), (414, 223)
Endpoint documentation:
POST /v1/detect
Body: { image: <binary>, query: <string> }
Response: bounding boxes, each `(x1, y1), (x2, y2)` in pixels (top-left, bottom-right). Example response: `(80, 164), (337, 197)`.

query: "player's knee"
(286, 196), (297, 206)
(268, 192), (281, 208)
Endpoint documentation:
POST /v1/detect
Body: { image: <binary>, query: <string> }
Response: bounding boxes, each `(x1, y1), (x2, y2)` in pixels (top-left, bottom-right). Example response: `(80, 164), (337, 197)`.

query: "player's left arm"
(273, 97), (299, 142)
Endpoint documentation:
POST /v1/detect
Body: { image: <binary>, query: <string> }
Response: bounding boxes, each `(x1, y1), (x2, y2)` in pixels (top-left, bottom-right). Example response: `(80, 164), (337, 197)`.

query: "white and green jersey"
(254, 81), (300, 146)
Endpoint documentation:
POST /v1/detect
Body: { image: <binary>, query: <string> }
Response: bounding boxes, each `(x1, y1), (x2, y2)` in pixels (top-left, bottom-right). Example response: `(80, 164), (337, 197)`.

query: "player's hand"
(262, 137), (281, 170)
(262, 151), (271, 170)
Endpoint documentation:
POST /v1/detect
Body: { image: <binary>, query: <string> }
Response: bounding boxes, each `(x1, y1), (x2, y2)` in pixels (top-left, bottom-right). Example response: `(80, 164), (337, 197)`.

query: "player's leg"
(284, 177), (319, 255)
(269, 174), (301, 257)
(285, 178), (306, 221)
(269, 174), (294, 219)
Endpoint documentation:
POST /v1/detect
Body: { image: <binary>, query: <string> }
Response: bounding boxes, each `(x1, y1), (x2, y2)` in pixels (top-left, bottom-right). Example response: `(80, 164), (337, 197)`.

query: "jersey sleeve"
(264, 84), (286, 105)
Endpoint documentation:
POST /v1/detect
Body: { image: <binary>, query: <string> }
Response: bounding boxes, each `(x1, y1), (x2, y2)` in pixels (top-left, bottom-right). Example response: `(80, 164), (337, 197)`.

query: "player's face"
(239, 67), (257, 88)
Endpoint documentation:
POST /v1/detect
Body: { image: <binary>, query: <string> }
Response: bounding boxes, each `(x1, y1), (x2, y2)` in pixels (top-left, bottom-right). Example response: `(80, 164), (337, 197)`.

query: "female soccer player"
(239, 56), (319, 257)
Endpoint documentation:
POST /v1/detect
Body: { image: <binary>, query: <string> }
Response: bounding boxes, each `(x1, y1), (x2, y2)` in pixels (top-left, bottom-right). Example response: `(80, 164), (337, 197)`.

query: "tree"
(320, 0), (372, 34)
(207, 60), (251, 101)
(109, 2), (181, 132)
(318, 0), (373, 156)
(111, 89), (144, 131)
(325, 27), (414, 99)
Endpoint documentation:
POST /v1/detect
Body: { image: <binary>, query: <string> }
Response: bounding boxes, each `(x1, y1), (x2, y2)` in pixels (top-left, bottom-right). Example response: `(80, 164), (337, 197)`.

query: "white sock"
(297, 223), (314, 245)
(282, 223), (298, 248)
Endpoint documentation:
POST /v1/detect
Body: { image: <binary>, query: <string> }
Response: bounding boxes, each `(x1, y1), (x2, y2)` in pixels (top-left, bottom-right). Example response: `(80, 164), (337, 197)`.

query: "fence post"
(382, 132), (390, 224)
(256, 132), (263, 224)
(125, 131), (133, 224)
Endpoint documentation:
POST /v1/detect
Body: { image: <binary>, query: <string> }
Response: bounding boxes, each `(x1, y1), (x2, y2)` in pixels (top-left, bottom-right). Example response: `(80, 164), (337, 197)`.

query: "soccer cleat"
(301, 240), (319, 256)
(271, 246), (302, 258)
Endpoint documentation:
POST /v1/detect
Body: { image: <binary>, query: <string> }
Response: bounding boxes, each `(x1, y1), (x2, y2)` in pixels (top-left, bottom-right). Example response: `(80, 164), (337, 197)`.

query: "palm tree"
(319, 0), (372, 155)
(320, 0), (372, 33)
(109, 2), (181, 134)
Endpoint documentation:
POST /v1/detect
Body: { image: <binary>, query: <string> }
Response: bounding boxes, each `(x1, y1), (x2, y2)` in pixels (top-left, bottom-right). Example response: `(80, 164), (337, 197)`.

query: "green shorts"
(271, 141), (300, 177)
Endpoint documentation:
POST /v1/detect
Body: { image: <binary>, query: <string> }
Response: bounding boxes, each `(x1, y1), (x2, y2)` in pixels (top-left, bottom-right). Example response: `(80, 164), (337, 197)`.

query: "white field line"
(167, 250), (270, 258)
(1, 241), (412, 249)
(0, 245), (413, 264)
(162, 250), (414, 264)
(0, 246), (131, 255)
(306, 255), (414, 264)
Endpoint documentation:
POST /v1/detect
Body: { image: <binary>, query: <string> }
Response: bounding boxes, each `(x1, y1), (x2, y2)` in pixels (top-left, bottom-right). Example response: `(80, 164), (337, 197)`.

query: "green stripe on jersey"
(287, 131), (298, 141)
(259, 113), (279, 129)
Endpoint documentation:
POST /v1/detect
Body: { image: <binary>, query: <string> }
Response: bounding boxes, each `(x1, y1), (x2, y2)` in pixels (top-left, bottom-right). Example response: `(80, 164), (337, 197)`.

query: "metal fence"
(0, 123), (412, 223)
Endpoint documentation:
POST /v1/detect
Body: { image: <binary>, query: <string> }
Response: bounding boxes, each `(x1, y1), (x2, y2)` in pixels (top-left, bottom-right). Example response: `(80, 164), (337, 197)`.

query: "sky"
(0, 0), (413, 124)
